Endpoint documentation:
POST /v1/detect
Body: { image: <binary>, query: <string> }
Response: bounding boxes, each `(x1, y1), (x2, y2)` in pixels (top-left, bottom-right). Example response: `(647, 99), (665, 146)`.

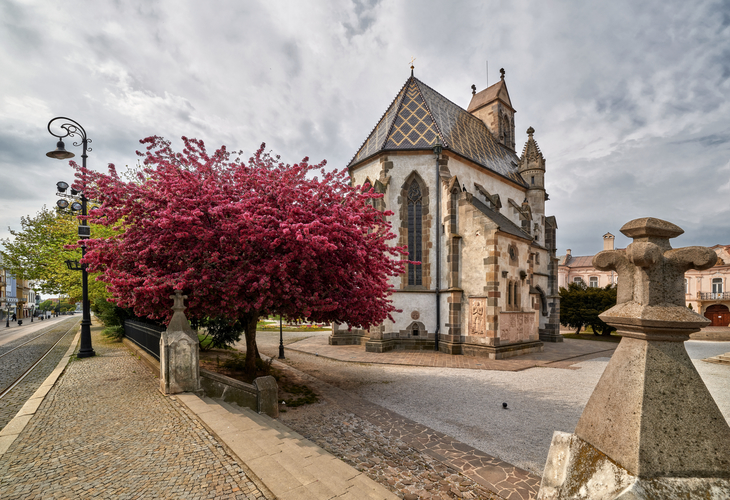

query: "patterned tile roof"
(349, 77), (526, 187)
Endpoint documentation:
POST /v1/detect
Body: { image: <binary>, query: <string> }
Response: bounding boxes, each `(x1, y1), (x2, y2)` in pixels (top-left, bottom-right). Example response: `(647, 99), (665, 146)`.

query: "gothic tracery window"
(407, 179), (423, 286)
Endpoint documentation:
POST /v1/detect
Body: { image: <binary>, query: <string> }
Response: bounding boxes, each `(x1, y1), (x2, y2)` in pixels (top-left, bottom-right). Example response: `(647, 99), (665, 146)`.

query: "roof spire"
(500, 68), (505, 80)
(471, 84), (476, 95)
(410, 56), (416, 77)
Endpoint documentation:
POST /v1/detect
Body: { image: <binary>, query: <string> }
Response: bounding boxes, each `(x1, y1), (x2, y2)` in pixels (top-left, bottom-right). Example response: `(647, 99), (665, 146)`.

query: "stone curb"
(177, 393), (399, 500)
(0, 327), (81, 457)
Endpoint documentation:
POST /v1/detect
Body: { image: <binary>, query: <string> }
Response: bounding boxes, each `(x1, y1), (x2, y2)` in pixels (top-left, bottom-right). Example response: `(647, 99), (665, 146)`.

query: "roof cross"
(410, 56), (416, 76)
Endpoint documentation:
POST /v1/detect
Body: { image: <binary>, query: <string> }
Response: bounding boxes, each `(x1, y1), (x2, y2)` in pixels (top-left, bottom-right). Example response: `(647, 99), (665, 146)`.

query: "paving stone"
(0, 325), (269, 500)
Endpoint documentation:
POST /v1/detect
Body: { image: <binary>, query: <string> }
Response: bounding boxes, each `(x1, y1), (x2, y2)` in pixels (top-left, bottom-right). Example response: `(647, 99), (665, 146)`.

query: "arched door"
(704, 304), (730, 327)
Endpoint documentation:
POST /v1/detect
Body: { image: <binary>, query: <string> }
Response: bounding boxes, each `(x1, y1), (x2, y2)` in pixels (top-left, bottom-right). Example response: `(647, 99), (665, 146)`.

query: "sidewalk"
(0, 324), (269, 499)
(0, 322), (398, 500)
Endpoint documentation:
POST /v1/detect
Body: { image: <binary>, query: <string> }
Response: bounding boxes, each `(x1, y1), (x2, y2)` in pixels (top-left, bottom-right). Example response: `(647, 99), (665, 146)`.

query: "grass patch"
(256, 322), (330, 332)
(102, 325), (125, 341)
(280, 381), (319, 407)
(198, 333), (232, 350)
(198, 348), (320, 409)
(561, 332), (622, 343)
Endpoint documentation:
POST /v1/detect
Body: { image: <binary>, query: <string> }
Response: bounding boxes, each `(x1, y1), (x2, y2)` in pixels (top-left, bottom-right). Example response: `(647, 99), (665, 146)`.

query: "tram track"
(0, 321), (76, 362)
(0, 321), (79, 400)
(0, 319), (81, 429)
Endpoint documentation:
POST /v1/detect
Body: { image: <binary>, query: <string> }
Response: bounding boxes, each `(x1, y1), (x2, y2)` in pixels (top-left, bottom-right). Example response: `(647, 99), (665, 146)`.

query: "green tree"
(39, 299), (54, 311)
(559, 282), (617, 336)
(1, 206), (116, 305)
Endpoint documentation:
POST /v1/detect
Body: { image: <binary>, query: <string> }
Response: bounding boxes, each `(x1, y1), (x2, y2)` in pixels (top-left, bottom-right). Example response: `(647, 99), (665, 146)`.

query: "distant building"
(558, 234), (730, 327)
(330, 69), (561, 359)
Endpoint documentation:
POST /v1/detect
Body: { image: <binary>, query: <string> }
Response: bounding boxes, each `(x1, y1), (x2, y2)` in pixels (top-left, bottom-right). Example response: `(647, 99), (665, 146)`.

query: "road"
(0, 316), (80, 430)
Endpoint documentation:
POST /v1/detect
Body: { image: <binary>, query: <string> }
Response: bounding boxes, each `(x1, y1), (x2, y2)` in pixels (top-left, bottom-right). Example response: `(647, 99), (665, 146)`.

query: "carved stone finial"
(471, 84), (476, 95)
(171, 290), (188, 311)
(526, 126), (534, 136)
(500, 68), (505, 80)
(167, 289), (195, 338)
(593, 217), (717, 338)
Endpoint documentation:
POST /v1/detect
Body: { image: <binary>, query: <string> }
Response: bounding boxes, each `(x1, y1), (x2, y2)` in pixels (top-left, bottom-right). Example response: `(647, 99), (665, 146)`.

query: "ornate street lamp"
(46, 117), (95, 358)
(279, 317), (285, 359)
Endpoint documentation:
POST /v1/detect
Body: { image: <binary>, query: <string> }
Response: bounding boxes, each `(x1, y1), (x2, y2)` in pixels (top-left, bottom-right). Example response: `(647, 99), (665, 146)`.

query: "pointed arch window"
(407, 179), (423, 285)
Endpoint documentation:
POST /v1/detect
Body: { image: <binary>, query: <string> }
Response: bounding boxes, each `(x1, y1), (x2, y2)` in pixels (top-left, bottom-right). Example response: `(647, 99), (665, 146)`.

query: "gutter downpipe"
(433, 138), (443, 352)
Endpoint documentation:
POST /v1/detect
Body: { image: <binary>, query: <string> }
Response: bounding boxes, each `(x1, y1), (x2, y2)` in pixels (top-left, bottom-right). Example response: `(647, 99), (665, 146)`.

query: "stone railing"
(697, 291), (730, 300)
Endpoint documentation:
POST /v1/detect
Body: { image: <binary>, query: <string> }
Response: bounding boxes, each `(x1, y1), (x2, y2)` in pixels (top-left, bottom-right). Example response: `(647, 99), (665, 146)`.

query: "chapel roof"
(467, 76), (513, 113)
(471, 197), (532, 241)
(518, 127), (545, 169)
(348, 76), (526, 186)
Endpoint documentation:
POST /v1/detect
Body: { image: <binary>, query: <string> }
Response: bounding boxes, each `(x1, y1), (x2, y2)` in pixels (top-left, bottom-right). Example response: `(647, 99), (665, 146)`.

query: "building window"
(508, 281), (513, 306)
(531, 176), (535, 185)
(573, 277), (583, 284)
(712, 278), (723, 297)
(685, 278), (689, 294)
(589, 277), (598, 288)
(407, 179), (423, 286)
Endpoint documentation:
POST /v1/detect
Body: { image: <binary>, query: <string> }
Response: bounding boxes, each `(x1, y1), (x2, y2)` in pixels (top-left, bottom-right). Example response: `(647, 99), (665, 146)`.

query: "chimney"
(603, 232), (615, 251)
(566, 249), (571, 256)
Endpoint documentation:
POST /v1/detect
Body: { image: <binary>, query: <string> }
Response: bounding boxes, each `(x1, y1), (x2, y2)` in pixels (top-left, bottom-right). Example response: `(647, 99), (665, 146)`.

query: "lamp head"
(56, 199), (69, 209)
(433, 137), (443, 156)
(56, 181), (69, 193)
(47, 140), (74, 160)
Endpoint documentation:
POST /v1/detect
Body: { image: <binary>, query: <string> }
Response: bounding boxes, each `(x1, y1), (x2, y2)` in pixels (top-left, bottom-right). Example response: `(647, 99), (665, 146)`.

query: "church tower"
(518, 126), (546, 243)
(467, 68), (516, 151)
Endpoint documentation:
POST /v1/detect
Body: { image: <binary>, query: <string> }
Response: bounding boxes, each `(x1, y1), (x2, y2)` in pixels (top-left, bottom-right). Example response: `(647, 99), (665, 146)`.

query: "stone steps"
(177, 393), (398, 500)
(703, 352), (730, 365)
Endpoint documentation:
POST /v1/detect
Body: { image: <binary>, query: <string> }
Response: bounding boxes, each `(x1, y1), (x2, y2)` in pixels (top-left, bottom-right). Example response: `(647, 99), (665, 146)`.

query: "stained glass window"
(407, 180), (422, 285)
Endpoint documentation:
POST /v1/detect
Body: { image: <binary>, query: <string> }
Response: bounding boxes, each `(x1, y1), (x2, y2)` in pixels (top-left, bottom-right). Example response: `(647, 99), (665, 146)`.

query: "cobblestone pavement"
(0, 318), (80, 430)
(281, 401), (504, 500)
(0, 325), (270, 500)
(253, 335), (539, 500)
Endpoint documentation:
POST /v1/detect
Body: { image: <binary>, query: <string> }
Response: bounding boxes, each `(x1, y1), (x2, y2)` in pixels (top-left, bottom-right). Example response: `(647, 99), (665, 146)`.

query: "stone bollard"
(160, 290), (201, 395)
(538, 218), (730, 499)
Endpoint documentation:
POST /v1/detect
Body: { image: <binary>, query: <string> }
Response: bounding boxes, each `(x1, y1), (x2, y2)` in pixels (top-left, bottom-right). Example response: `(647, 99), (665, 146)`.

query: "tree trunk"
(575, 325), (582, 334)
(243, 312), (259, 373)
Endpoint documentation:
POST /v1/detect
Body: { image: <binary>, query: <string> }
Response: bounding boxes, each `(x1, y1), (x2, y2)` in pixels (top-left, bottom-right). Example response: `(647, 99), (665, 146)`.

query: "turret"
(467, 68), (516, 151)
(518, 127), (546, 242)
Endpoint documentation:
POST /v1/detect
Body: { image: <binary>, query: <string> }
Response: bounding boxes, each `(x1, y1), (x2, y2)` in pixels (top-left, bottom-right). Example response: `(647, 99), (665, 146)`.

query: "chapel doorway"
(704, 304), (730, 327)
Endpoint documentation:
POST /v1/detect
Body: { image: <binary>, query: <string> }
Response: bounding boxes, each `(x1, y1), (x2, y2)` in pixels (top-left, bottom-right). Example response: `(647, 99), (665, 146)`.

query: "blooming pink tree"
(79, 136), (406, 371)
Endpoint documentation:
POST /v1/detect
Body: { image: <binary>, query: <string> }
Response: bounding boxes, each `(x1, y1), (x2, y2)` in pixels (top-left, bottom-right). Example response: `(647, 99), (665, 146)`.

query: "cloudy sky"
(1, 0), (728, 256)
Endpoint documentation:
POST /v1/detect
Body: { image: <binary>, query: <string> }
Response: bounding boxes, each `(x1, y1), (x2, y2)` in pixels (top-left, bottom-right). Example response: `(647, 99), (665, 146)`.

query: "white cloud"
(0, 0), (729, 255)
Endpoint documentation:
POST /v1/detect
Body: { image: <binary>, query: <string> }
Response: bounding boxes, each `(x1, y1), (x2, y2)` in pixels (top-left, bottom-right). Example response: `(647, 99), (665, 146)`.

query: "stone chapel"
(330, 69), (561, 358)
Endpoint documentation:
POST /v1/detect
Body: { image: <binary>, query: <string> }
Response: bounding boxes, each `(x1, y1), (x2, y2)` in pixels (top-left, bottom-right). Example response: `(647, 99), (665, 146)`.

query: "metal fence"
(124, 320), (164, 359)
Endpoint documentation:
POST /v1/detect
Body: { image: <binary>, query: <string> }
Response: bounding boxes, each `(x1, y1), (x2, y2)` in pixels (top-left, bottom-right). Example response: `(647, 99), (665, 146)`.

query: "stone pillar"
(538, 218), (730, 499)
(160, 290), (201, 395)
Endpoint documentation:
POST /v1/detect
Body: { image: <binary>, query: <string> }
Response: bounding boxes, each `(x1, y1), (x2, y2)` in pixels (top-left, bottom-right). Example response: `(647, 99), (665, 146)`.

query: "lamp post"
(46, 117), (95, 359)
(278, 317), (285, 359)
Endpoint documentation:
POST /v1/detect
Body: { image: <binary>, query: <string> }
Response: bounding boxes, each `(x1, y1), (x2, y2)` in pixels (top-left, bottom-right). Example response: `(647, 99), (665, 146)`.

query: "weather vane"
(410, 56), (416, 76)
